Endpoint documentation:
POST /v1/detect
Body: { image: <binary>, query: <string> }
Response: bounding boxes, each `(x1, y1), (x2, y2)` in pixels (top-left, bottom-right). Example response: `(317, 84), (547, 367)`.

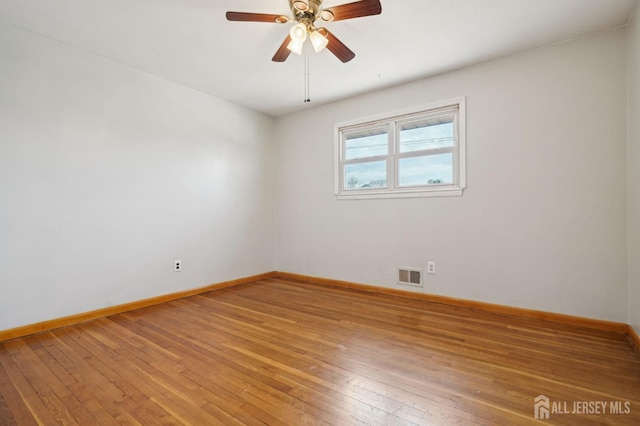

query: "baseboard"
(0, 271), (277, 342)
(4, 270), (635, 350)
(628, 325), (640, 354)
(275, 272), (629, 334)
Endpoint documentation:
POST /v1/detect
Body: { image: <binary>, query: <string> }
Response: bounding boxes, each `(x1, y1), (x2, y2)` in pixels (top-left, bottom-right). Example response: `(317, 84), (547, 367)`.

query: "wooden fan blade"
(272, 35), (293, 62)
(226, 11), (288, 23)
(318, 28), (355, 63)
(321, 0), (381, 22)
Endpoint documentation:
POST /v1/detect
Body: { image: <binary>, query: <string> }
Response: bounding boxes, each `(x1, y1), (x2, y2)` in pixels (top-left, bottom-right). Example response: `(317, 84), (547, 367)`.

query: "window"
(335, 98), (466, 199)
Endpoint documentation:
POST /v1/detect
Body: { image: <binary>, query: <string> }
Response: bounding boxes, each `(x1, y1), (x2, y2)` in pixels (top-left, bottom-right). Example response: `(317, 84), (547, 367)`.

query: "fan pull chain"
(304, 51), (311, 103)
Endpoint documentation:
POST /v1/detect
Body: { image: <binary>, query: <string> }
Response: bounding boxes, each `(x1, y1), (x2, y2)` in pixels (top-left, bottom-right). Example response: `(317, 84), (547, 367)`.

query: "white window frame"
(334, 97), (466, 200)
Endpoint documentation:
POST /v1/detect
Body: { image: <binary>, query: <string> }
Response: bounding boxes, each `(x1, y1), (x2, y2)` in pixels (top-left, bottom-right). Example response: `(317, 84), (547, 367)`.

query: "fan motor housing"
(290, 0), (323, 20)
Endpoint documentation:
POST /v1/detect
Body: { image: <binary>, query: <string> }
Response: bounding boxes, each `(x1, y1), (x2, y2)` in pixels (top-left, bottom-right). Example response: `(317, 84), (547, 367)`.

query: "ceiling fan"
(226, 0), (382, 63)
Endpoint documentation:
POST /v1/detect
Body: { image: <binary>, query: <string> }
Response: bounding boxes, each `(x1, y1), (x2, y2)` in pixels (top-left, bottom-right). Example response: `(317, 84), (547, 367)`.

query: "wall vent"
(398, 267), (423, 287)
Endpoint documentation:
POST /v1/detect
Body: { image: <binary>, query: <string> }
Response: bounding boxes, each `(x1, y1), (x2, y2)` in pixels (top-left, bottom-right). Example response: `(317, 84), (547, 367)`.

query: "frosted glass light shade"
(309, 30), (328, 53)
(287, 39), (304, 55)
(289, 23), (307, 42)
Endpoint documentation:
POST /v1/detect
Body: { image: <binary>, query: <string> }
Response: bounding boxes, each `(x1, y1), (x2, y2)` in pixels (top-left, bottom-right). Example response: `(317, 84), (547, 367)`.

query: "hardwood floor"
(1, 278), (639, 425)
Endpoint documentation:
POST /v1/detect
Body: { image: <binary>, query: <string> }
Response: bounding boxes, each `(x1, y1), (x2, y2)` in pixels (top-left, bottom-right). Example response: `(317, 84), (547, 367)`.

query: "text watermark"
(534, 395), (631, 420)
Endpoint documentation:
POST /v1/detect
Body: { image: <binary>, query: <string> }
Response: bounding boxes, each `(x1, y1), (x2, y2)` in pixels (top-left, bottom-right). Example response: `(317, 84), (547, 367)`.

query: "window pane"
(398, 154), (453, 187)
(344, 161), (387, 190)
(344, 130), (388, 160)
(399, 119), (454, 153)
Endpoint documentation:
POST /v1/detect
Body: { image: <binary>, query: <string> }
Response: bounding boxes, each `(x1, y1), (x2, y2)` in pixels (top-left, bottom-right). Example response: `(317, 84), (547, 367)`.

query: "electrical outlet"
(427, 261), (436, 274)
(174, 260), (182, 272)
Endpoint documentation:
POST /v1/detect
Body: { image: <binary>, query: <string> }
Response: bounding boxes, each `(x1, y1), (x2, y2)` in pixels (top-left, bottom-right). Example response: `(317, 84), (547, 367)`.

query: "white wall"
(629, 3), (640, 335)
(0, 22), (275, 330)
(275, 29), (629, 322)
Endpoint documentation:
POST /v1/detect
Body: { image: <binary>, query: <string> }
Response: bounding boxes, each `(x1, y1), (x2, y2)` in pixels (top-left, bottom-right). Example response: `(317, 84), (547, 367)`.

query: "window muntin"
(335, 98), (465, 199)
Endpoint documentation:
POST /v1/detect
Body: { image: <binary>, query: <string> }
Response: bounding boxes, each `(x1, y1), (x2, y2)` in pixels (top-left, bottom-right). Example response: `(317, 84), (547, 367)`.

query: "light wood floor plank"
(1, 278), (639, 425)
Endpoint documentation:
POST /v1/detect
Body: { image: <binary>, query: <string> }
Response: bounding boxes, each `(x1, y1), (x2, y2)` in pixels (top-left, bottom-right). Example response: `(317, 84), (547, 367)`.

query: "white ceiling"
(0, 0), (636, 116)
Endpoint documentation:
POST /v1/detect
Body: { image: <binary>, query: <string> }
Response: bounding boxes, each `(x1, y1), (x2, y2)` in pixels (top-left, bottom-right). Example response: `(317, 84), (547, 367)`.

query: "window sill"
(335, 187), (464, 200)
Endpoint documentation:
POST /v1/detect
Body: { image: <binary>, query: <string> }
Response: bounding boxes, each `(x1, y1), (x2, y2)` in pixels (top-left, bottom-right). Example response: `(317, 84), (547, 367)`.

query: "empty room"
(1, 0), (640, 424)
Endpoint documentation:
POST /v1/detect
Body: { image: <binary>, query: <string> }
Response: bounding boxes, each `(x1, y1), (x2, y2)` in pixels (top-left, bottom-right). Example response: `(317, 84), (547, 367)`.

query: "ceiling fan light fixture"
(287, 38), (304, 55)
(226, 0), (383, 63)
(289, 22), (308, 42)
(309, 29), (328, 52)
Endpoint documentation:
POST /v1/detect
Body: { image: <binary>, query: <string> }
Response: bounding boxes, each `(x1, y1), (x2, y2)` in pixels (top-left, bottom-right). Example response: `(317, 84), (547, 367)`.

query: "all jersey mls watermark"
(534, 395), (631, 420)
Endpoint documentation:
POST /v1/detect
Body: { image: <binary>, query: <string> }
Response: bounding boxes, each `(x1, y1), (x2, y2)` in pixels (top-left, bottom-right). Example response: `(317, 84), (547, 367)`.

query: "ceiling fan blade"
(272, 35), (293, 62)
(321, 0), (381, 22)
(318, 28), (355, 63)
(226, 12), (288, 23)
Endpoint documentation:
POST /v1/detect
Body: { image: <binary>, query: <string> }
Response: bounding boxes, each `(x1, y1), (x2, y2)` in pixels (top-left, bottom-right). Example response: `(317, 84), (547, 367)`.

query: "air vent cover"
(398, 267), (423, 287)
